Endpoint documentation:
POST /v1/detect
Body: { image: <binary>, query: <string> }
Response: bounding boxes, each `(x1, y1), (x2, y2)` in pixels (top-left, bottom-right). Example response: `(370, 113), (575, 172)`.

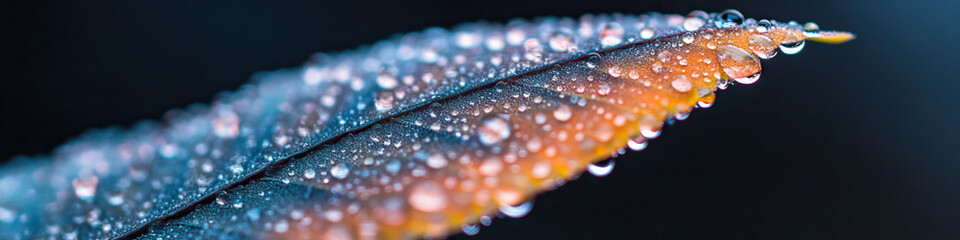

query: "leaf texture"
(0, 10), (853, 239)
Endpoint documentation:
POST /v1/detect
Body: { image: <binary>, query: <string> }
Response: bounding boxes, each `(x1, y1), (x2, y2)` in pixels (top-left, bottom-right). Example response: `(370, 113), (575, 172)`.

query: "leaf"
(0, 10), (853, 239)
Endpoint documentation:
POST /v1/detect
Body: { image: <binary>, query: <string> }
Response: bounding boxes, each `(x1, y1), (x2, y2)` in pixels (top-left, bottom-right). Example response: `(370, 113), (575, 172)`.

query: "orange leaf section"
(266, 26), (839, 239)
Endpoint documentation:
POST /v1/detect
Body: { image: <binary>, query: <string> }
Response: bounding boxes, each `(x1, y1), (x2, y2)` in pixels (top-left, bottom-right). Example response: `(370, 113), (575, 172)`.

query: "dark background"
(1, 0), (958, 239)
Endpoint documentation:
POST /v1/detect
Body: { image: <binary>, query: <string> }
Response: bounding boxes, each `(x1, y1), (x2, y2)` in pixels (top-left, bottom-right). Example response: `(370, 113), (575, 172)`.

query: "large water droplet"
(426, 153), (447, 169)
(477, 114), (511, 146)
(303, 168), (316, 179)
(671, 75), (693, 92)
(587, 159), (615, 177)
(640, 127), (661, 139)
(499, 201), (533, 218)
(748, 35), (778, 59)
(716, 45), (762, 84)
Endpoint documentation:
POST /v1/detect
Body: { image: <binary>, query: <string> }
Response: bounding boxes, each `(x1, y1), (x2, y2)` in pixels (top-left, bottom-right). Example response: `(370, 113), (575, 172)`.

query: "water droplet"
(304, 168), (316, 179)
(107, 192), (125, 206)
(640, 127), (661, 139)
(803, 22), (821, 34)
(675, 111), (690, 120)
(627, 138), (648, 151)
(714, 9), (744, 28)
(462, 224), (480, 236)
(640, 28), (655, 39)
(779, 37), (806, 55)
(553, 105), (572, 122)
(455, 31), (482, 49)
(409, 181), (448, 212)
(499, 201), (533, 218)
(212, 110), (240, 139)
(480, 215), (493, 226)
(215, 192), (229, 206)
(671, 75), (692, 92)
(734, 72), (761, 85)
(683, 17), (706, 31)
(0, 207), (15, 224)
(377, 71), (398, 89)
(748, 35), (778, 59)
(607, 66), (622, 78)
(246, 208), (261, 221)
(716, 45), (762, 84)
(72, 176), (98, 203)
(477, 114), (511, 146)
(599, 22), (624, 47)
(375, 92), (395, 112)
(274, 220), (289, 233)
(330, 164), (350, 179)
(548, 30), (573, 52)
(587, 159), (615, 177)
(585, 53), (602, 68)
(427, 153), (447, 169)
(524, 39), (543, 62)
(681, 33), (695, 43)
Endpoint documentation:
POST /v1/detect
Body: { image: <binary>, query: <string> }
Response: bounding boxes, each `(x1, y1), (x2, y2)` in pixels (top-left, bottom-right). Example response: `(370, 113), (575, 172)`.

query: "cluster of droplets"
(0, 9), (819, 239)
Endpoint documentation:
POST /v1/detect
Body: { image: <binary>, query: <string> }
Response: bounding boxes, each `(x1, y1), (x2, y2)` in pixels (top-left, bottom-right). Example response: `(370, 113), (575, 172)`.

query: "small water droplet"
(681, 33), (695, 43)
(499, 201), (533, 218)
(640, 127), (661, 139)
(553, 105), (573, 122)
(427, 153), (447, 169)
(714, 9), (744, 28)
(107, 192), (125, 206)
(599, 22), (624, 47)
(304, 168), (316, 179)
(462, 224), (480, 236)
(330, 164), (350, 179)
(587, 159), (615, 177)
(375, 92), (395, 112)
(627, 138), (648, 151)
(779, 38), (806, 55)
(377, 71), (398, 89)
(524, 39), (543, 62)
(477, 114), (511, 146)
(640, 28), (655, 39)
(480, 215), (493, 226)
(72, 176), (98, 203)
(548, 30), (573, 52)
(409, 181), (448, 212)
(585, 53), (602, 68)
(683, 17), (706, 31)
(671, 75), (692, 92)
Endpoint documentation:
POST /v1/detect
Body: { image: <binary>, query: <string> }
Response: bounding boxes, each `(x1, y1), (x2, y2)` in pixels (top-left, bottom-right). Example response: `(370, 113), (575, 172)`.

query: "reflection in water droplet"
(714, 9), (744, 28)
(499, 201), (533, 218)
(477, 114), (511, 146)
(587, 159), (615, 177)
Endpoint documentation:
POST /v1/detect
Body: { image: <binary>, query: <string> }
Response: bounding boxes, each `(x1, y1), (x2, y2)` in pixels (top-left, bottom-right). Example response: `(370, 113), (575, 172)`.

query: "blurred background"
(1, 0), (957, 239)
